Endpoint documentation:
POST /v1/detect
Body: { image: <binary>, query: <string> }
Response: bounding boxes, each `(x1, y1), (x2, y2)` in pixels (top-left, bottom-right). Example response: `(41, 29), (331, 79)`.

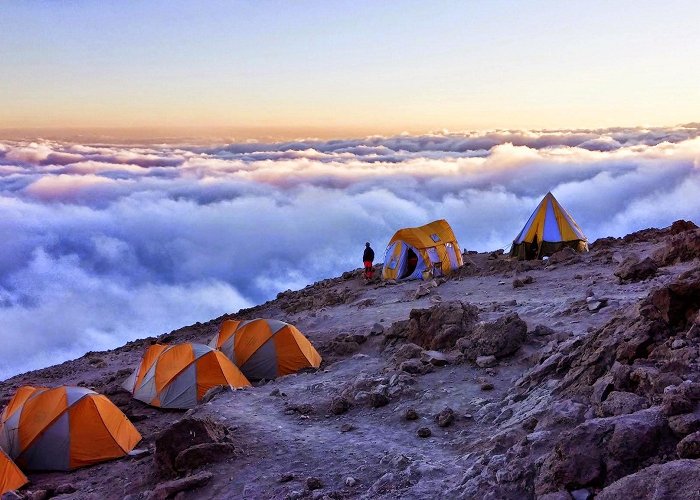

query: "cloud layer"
(1, 125), (700, 378)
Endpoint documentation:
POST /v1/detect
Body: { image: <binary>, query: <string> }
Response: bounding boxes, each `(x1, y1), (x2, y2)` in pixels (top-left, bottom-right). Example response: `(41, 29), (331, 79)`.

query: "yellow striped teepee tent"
(510, 192), (588, 260)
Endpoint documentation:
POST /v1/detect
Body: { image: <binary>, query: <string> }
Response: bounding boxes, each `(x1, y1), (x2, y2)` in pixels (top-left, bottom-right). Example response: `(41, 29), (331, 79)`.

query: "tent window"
(430, 233), (441, 242)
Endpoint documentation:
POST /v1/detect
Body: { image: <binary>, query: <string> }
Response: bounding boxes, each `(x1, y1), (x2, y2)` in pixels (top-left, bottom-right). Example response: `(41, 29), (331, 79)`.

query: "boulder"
(599, 391), (648, 417)
(457, 313), (527, 361)
(653, 228), (700, 266)
(677, 431), (700, 458)
(668, 412), (700, 436)
(384, 301), (480, 350)
(597, 459), (700, 500)
(662, 392), (693, 416)
(649, 266), (700, 330)
(421, 350), (450, 366)
(614, 255), (658, 283)
(536, 408), (669, 494)
(389, 343), (423, 365)
(154, 417), (235, 477)
(548, 247), (581, 265)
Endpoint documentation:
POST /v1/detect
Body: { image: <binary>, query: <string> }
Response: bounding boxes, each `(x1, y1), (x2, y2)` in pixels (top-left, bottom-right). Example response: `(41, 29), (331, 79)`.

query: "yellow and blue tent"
(382, 219), (463, 280)
(510, 192), (588, 260)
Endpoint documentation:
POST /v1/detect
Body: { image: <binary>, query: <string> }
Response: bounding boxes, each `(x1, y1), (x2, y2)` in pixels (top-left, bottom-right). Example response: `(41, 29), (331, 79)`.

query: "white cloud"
(1, 126), (699, 378)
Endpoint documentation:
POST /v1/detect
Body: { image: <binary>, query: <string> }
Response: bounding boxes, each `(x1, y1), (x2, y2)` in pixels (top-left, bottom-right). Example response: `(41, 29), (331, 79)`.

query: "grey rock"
(475, 355), (497, 368)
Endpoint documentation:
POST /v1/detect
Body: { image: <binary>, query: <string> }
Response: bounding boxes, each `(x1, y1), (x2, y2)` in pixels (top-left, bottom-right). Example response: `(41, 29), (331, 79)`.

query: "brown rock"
(614, 255), (658, 283)
(54, 484), (77, 495)
(662, 392), (693, 416)
(149, 471), (213, 500)
(668, 412), (700, 436)
(385, 301), (480, 350)
(306, 477), (323, 490)
(154, 417), (233, 477)
(457, 313), (527, 361)
(404, 408), (419, 421)
(600, 391), (648, 416)
(677, 431), (700, 458)
(369, 392), (389, 408)
(174, 442), (236, 472)
(399, 359), (425, 375)
(436, 407), (455, 427)
(536, 408), (667, 494)
(329, 396), (351, 415)
(653, 228), (700, 266)
(417, 427), (432, 438)
(597, 459), (700, 500)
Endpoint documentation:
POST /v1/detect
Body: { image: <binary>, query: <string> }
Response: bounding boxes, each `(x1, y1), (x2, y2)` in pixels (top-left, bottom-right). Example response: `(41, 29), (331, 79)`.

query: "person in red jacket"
(363, 242), (375, 280)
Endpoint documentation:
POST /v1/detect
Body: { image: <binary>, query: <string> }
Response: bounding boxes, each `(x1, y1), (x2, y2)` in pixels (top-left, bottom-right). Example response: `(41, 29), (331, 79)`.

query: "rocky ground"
(2, 220), (700, 500)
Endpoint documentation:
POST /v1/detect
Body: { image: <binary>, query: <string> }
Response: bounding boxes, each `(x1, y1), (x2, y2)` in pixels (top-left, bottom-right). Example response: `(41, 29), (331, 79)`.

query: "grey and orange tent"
(510, 192), (588, 260)
(122, 342), (250, 409)
(209, 319), (322, 380)
(382, 219), (463, 280)
(0, 386), (141, 471)
(0, 448), (27, 494)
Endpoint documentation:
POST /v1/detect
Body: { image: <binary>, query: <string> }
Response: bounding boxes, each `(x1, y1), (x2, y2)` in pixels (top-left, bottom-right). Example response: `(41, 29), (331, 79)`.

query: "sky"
(1, 126), (700, 378)
(2, 0), (700, 134)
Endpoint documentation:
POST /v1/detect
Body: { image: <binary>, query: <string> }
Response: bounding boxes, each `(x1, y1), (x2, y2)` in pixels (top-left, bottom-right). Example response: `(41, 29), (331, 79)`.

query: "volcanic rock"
(385, 301), (479, 350)
(456, 313), (527, 361)
(154, 417), (235, 477)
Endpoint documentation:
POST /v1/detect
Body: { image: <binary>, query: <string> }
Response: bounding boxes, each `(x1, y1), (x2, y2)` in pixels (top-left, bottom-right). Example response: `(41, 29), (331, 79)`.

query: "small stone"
(436, 407), (455, 427)
(54, 484), (77, 495)
(404, 408), (419, 421)
(340, 423), (355, 433)
(421, 350), (450, 366)
(279, 473), (295, 483)
(306, 477), (323, 490)
(672, 339), (687, 349)
(370, 323), (384, 336)
(269, 388), (281, 397)
(570, 489), (592, 500)
(354, 391), (370, 404)
(417, 427), (432, 438)
(476, 355), (497, 368)
(369, 392), (389, 408)
(345, 477), (357, 487)
(329, 397), (350, 415)
(399, 359), (424, 374)
(480, 382), (494, 391)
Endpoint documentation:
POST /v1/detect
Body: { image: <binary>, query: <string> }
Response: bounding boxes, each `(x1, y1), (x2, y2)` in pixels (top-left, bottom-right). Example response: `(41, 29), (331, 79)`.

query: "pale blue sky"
(1, 0), (699, 135)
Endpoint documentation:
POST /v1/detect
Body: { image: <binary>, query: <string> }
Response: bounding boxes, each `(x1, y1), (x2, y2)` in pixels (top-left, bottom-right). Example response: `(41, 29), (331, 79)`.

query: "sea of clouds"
(1, 124), (700, 378)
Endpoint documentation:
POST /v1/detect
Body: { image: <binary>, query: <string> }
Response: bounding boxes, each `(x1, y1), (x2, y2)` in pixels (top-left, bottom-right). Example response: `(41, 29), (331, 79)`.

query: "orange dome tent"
(122, 342), (250, 409)
(0, 386), (141, 471)
(209, 319), (322, 380)
(0, 448), (27, 495)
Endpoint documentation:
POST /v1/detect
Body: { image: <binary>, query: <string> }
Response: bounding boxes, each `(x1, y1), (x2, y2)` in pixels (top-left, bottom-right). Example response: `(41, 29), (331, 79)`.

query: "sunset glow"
(2, 1), (700, 136)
